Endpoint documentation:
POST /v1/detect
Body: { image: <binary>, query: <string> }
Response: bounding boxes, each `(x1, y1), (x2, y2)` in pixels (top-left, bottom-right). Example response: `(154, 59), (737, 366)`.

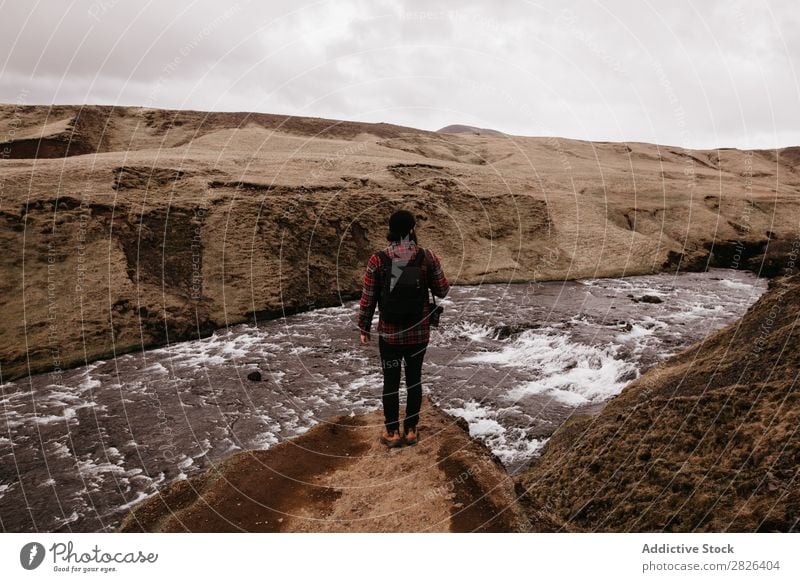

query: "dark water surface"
(0, 268), (766, 532)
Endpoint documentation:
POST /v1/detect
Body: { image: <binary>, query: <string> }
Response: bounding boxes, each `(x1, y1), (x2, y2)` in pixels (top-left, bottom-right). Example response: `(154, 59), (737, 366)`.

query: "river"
(0, 268), (766, 532)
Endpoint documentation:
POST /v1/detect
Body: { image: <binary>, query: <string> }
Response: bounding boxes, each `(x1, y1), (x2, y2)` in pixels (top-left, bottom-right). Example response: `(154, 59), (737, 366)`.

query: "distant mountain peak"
(437, 124), (505, 137)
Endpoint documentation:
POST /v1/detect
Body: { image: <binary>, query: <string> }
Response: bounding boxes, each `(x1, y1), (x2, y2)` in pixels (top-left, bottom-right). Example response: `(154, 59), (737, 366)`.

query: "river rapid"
(0, 268), (766, 532)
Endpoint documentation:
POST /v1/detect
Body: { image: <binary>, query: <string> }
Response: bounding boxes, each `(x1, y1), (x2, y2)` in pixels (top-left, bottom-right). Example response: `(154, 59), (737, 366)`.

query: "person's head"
(386, 209), (417, 243)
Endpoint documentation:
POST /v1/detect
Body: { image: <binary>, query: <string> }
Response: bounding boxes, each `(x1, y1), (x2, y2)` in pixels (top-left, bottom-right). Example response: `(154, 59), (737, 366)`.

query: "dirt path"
(117, 397), (528, 532)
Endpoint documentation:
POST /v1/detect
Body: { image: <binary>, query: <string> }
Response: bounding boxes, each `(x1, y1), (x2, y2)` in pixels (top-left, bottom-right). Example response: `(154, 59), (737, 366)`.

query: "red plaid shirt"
(356, 240), (450, 345)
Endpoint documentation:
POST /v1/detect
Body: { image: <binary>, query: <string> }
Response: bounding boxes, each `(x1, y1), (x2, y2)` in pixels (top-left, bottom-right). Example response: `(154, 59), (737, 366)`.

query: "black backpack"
(376, 247), (428, 325)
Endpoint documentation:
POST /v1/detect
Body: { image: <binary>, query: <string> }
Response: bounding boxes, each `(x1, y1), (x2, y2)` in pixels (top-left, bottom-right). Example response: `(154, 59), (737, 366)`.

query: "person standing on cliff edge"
(356, 209), (451, 448)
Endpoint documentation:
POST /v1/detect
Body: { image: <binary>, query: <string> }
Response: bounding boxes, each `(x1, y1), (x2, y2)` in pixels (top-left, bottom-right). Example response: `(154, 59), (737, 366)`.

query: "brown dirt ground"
(117, 396), (529, 532)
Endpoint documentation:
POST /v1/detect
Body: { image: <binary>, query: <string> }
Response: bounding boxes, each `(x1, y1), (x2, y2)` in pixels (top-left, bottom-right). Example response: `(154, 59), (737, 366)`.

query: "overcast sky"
(1, 0), (798, 149)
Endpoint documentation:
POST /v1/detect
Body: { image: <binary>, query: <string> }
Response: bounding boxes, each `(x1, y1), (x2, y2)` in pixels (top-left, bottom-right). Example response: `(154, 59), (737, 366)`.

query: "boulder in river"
(631, 294), (663, 303)
(640, 294), (664, 304)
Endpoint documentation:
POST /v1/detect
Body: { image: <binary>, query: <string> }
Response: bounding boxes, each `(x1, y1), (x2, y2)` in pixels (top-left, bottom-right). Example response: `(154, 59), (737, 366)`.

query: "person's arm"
(356, 253), (381, 339)
(426, 249), (450, 298)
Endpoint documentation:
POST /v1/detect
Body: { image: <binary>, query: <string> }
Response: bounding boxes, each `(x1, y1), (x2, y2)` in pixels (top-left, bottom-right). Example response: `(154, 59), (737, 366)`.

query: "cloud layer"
(1, 0), (798, 148)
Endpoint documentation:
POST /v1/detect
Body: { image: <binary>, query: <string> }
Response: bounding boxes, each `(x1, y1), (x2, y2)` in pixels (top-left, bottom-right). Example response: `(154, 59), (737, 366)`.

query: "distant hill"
(437, 124), (506, 136)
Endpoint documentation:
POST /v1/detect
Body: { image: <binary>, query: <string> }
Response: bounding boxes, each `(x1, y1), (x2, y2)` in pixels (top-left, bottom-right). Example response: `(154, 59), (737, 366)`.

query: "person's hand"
(359, 331), (371, 345)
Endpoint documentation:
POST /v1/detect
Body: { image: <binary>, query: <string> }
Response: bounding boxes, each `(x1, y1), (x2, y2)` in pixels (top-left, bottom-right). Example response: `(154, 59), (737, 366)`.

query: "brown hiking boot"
(380, 428), (402, 448)
(403, 426), (418, 446)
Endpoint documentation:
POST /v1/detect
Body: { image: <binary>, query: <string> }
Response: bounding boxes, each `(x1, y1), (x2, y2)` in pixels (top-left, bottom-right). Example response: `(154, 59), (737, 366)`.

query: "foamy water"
(0, 268), (767, 531)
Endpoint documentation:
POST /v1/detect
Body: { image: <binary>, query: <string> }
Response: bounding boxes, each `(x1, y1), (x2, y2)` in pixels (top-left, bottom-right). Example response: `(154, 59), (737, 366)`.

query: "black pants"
(378, 337), (427, 433)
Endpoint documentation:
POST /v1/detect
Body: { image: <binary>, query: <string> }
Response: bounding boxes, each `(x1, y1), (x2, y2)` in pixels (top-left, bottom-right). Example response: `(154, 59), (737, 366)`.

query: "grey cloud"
(0, 0), (797, 148)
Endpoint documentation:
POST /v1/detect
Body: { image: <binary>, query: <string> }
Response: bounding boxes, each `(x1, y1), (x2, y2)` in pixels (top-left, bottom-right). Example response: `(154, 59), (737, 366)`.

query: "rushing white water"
(0, 268), (767, 531)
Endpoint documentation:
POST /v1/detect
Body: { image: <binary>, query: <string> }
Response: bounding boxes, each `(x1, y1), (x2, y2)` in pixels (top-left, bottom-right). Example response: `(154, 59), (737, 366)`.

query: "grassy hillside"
(1, 104), (799, 380)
